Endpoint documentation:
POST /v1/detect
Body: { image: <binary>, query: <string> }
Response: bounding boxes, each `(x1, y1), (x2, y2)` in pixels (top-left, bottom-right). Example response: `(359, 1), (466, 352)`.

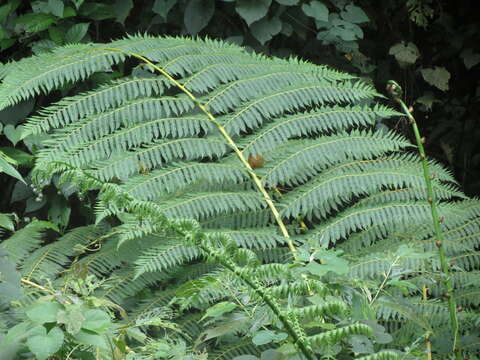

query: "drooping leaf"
(250, 16), (282, 44)
(0, 152), (24, 183)
(47, 0), (64, 18)
(3, 124), (23, 145)
(26, 326), (64, 360)
(65, 23), (90, 43)
(114, 0), (133, 24)
(25, 301), (64, 324)
(421, 66), (451, 91)
(302, 1), (329, 22)
(460, 48), (480, 70)
(340, 4), (369, 23)
(389, 42), (420, 65)
(202, 301), (237, 320)
(236, 0), (272, 26)
(184, 0), (215, 35)
(152, 0), (177, 19)
(15, 13), (56, 32)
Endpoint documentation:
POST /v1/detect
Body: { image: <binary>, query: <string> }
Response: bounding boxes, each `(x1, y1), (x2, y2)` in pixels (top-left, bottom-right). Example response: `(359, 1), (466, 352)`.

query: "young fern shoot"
(386, 80), (461, 360)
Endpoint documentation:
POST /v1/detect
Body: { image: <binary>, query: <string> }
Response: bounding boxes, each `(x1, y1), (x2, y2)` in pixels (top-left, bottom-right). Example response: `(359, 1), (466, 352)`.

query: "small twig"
(370, 256), (400, 305)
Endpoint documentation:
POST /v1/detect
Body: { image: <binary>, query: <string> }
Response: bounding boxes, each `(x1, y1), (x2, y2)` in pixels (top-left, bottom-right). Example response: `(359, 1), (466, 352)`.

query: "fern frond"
(308, 323), (373, 346)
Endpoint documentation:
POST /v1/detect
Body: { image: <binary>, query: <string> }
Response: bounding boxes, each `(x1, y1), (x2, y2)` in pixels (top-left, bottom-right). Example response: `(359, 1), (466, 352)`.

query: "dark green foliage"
(0, 35), (479, 359)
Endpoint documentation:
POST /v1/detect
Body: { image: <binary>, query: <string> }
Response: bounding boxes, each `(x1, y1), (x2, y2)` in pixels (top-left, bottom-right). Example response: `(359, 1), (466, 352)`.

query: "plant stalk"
(387, 81), (460, 359)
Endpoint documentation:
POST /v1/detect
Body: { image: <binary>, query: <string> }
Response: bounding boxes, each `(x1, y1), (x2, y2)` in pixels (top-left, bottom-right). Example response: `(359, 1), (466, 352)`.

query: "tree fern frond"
(240, 104), (401, 157)
(208, 228), (288, 249)
(24, 77), (171, 134)
(280, 166), (441, 220)
(308, 323), (373, 346)
(219, 80), (379, 136)
(38, 96), (197, 161)
(292, 300), (348, 319)
(21, 225), (102, 281)
(0, 221), (54, 265)
(307, 202), (456, 246)
(210, 341), (266, 360)
(357, 351), (401, 360)
(121, 162), (248, 201)
(90, 137), (230, 181)
(134, 240), (201, 277)
(158, 191), (266, 221)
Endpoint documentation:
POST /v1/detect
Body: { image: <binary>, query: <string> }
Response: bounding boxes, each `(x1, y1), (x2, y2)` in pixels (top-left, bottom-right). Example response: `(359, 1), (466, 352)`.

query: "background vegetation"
(0, 1), (479, 359)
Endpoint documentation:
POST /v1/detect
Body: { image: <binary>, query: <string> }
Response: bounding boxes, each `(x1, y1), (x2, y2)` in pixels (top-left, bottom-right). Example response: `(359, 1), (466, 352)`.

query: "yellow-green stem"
(389, 84), (460, 359)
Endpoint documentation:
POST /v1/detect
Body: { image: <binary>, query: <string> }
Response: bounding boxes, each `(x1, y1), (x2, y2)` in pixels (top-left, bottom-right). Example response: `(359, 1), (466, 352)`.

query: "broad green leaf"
(0, 153), (24, 183)
(389, 42), (420, 65)
(48, 0), (64, 18)
(152, 0), (177, 19)
(3, 124), (23, 145)
(48, 26), (64, 44)
(416, 91), (440, 111)
(2, 324), (44, 350)
(184, 0), (215, 35)
(0, 2), (18, 23)
(348, 335), (373, 354)
(74, 329), (108, 348)
(305, 251), (349, 276)
(65, 22), (90, 43)
(0, 147), (34, 166)
(233, 356), (258, 360)
(82, 309), (112, 333)
(26, 301), (64, 324)
(71, 0), (85, 10)
(421, 66), (451, 91)
(114, 0), (133, 24)
(302, 1), (328, 22)
(15, 13), (56, 33)
(79, 3), (116, 20)
(252, 330), (287, 345)
(340, 4), (369, 23)
(0, 98), (34, 125)
(0, 213), (15, 231)
(236, 0), (272, 26)
(57, 305), (85, 335)
(0, 247), (22, 305)
(48, 195), (71, 229)
(261, 350), (283, 360)
(26, 326), (64, 360)
(250, 16), (282, 44)
(461, 48), (480, 70)
(201, 301), (237, 320)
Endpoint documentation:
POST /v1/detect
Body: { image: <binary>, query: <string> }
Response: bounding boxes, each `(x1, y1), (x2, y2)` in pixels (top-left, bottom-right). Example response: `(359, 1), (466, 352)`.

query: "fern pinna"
(0, 35), (479, 359)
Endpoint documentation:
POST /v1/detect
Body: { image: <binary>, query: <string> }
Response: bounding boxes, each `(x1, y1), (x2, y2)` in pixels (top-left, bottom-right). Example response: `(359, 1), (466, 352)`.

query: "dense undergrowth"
(0, 35), (479, 359)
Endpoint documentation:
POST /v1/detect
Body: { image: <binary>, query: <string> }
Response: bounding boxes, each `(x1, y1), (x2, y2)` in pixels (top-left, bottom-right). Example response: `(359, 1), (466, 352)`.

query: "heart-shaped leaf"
(26, 326), (64, 360)
(3, 125), (23, 146)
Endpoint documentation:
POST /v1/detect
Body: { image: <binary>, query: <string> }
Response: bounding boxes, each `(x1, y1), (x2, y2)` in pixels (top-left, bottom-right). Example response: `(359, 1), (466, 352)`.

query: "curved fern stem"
(21, 278), (55, 295)
(386, 80), (461, 360)
(98, 47), (298, 258)
(197, 239), (317, 360)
